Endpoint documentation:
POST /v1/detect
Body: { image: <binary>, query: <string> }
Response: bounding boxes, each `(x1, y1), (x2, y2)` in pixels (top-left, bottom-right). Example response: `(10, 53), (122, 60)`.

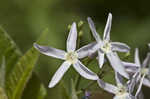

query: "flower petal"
(34, 43), (66, 60)
(97, 78), (117, 94)
(135, 74), (145, 97)
(111, 42), (130, 52)
(142, 53), (150, 68)
(143, 78), (150, 87)
(122, 62), (139, 68)
(87, 17), (102, 42)
(103, 13), (112, 41)
(122, 62), (139, 74)
(115, 72), (123, 86)
(67, 22), (77, 52)
(98, 50), (105, 68)
(135, 48), (141, 66)
(48, 61), (71, 88)
(73, 60), (98, 80)
(106, 52), (129, 79)
(77, 42), (97, 59)
(127, 71), (140, 93)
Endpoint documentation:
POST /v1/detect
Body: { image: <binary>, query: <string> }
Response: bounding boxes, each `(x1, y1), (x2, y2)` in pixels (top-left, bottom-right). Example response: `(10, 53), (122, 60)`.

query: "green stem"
(75, 58), (94, 90)
(75, 25), (83, 90)
(75, 75), (81, 90)
(81, 71), (104, 91)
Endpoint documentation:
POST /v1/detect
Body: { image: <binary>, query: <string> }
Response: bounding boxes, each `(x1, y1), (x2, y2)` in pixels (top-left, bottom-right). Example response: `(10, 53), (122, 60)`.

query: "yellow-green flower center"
(115, 85), (130, 99)
(65, 51), (78, 64)
(114, 92), (130, 99)
(140, 68), (149, 75)
(100, 40), (112, 53)
(116, 85), (127, 96)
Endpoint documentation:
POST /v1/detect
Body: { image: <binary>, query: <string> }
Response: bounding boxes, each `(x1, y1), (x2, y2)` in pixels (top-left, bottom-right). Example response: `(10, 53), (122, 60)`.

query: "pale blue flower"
(97, 72), (139, 99)
(34, 22), (98, 88)
(123, 48), (150, 97)
(87, 13), (130, 79)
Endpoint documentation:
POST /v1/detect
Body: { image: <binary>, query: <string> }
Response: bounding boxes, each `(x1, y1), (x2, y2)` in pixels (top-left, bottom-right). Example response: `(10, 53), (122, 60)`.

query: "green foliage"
(0, 57), (6, 88)
(37, 85), (47, 99)
(5, 47), (39, 99)
(0, 57), (8, 99)
(0, 87), (8, 99)
(22, 74), (47, 99)
(0, 27), (47, 99)
(62, 86), (70, 99)
(0, 27), (22, 76)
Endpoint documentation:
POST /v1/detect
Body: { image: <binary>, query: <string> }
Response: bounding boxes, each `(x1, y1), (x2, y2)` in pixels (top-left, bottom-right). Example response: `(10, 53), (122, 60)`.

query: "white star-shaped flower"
(97, 72), (139, 99)
(34, 22), (98, 88)
(122, 48), (150, 96)
(87, 13), (130, 78)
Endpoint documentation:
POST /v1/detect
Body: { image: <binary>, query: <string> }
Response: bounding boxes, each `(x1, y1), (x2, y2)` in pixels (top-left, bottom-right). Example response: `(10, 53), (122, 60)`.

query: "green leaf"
(5, 47), (39, 99)
(0, 87), (8, 99)
(0, 57), (8, 99)
(5, 29), (48, 99)
(37, 84), (47, 99)
(0, 57), (6, 87)
(22, 74), (47, 99)
(0, 27), (22, 76)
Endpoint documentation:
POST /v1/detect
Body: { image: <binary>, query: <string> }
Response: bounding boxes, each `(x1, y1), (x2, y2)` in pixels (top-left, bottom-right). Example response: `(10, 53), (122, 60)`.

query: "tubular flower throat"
(115, 85), (130, 99)
(140, 68), (149, 75)
(65, 51), (78, 64)
(100, 40), (112, 53)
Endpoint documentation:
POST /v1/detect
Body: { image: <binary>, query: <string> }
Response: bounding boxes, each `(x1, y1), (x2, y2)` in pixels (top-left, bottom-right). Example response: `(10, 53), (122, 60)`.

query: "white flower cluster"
(34, 13), (150, 99)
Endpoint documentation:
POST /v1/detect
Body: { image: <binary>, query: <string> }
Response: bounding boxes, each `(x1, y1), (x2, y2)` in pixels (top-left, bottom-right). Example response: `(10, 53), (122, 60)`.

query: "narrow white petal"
(97, 78), (117, 94)
(143, 78), (150, 87)
(48, 61), (71, 88)
(67, 22), (77, 52)
(122, 62), (139, 74)
(111, 42), (130, 52)
(73, 60), (98, 80)
(127, 71), (140, 93)
(77, 42), (97, 59)
(135, 74), (145, 97)
(135, 48), (141, 66)
(87, 17), (102, 42)
(106, 52), (129, 79)
(142, 53), (150, 68)
(34, 43), (66, 60)
(122, 62), (139, 68)
(98, 50), (105, 68)
(103, 13), (112, 41)
(126, 68), (137, 74)
(115, 72), (123, 86)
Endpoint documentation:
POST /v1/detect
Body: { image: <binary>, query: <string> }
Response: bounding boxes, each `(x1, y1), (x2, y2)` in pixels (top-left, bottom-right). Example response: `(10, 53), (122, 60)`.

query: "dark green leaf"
(0, 57), (8, 99)
(22, 74), (47, 99)
(0, 57), (6, 87)
(0, 27), (22, 76)
(5, 29), (48, 99)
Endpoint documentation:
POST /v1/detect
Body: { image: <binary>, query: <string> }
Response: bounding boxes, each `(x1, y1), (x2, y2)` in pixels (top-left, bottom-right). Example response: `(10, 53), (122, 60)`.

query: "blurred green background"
(0, 0), (150, 99)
